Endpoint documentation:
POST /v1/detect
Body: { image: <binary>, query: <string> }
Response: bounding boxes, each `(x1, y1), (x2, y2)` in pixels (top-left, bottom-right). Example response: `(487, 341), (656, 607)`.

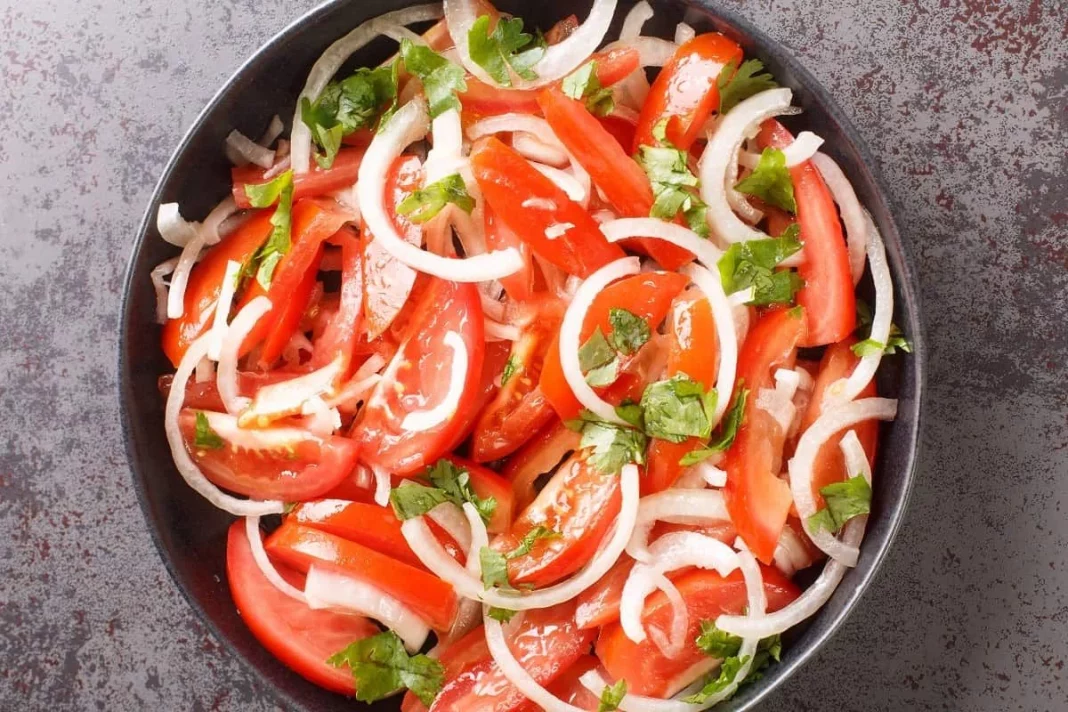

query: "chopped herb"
(506, 526), (561, 559)
(678, 388), (748, 465)
(193, 411), (224, 450)
(301, 63), (399, 168)
(607, 308), (650, 355)
(577, 418), (648, 475)
(640, 373), (718, 443)
(614, 401), (644, 428)
(717, 58), (779, 115)
(244, 170), (294, 208)
(734, 147), (796, 214)
(853, 301), (913, 355)
(327, 631), (444, 706)
(389, 459), (496, 523)
(389, 482), (450, 520)
(562, 61), (614, 116)
(486, 606), (518, 623)
(695, 621), (743, 658)
(501, 354), (520, 387)
(807, 474), (872, 534)
(578, 327), (620, 387)
(683, 654), (747, 703)
(249, 170), (295, 289)
(468, 15), (545, 86)
(480, 546), (511, 589)
(717, 223), (803, 306)
(598, 679), (627, 712)
(396, 173), (475, 224)
(635, 127), (710, 237)
(685, 633), (781, 703)
(399, 39), (467, 118)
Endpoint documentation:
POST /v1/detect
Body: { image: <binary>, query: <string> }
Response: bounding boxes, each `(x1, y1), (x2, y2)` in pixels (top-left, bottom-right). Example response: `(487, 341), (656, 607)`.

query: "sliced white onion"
(789, 398), (896, 565)
(217, 296), (272, 415)
(151, 257), (180, 324)
(447, 502), (488, 641)
(166, 234), (206, 320)
(199, 196), (240, 247)
(202, 411), (321, 451)
(771, 524), (811, 578)
(532, 163), (588, 205)
(156, 203), (198, 247)
(358, 100), (523, 281)
(225, 129), (276, 169)
(781, 131), (824, 167)
(560, 257), (641, 424)
(580, 669), (704, 712)
(258, 115), (285, 147)
(726, 147), (765, 225)
(305, 566), (430, 652)
(300, 396), (342, 437)
(485, 319), (521, 342)
(695, 460), (727, 488)
(401, 331), (467, 430)
(627, 489), (730, 562)
(290, 4), (443, 172)
(239, 355), (345, 426)
(165, 334), (283, 516)
(194, 357), (215, 384)
(599, 218), (723, 268)
(514, 133), (569, 167)
(467, 114), (567, 151)
(444, 0), (617, 88)
(372, 464), (392, 507)
(606, 36), (678, 67)
(811, 152), (869, 285)
(207, 260), (241, 361)
(427, 501), (473, 554)
(646, 572), (689, 658)
(674, 22), (696, 45)
(620, 0), (653, 40)
(699, 88), (798, 244)
(544, 222), (574, 240)
(246, 516), (306, 603)
(424, 108), (464, 184)
(323, 374), (382, 411)
(680, 263), (738, 428)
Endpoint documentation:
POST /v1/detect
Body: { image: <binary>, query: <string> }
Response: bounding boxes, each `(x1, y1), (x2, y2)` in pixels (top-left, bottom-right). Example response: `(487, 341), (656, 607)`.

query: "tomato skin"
(547, 655), (602, 710)
(311, 226), (364, 371)
(441, 454), (515, 534)
(724, 307), (806, 564)
(226, 521), (378, 696)
(471, 137), (625, 278)
(536, 87), (692, 270)
(501, 419), (581, 513)
(352, 278), (485, 475)
(231, 148), (365, 208)
(158, 369), (301, 411)
(633, 33), (743, 151)
(484, 204), (535, 301)
(161, 211), (274, 367)
(265, 521), (459, 630)
(758, 120), (855, 346)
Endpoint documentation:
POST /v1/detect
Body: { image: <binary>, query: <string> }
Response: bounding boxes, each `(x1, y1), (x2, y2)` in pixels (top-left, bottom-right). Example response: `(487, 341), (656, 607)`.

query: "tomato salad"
(152, 0), (909, 709)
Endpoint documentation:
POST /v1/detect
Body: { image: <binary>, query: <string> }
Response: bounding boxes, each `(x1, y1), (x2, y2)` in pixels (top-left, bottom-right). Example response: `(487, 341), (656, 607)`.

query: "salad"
(152, 0), (910, 709)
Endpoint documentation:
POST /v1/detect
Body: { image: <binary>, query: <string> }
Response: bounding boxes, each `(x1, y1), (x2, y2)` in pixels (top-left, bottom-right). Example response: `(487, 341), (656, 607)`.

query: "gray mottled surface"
(1, 0), (1065, 709)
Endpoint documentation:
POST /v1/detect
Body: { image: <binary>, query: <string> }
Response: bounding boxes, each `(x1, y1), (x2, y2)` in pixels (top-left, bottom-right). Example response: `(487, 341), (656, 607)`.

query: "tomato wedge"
(159, 369), (299, 411)
(501, 419), (581, 512)
(310, 226), (364, 370)
(548, 655), (602, 710)
(161, 210), (273, 367)
(231, 148), (365, 208)
(178, 410), (359, 501)
(758, 120), (855, 346)
(471, 137), (625, 277)
(352, 278), (485, 475)
(724, 307), (806, 563)
(596, 567), (800, 697)
(495, 454), (622, 588)
(266, 521), (458, 630)
(226, 521), (377, 696)
(633, 33), (743, 151)
(441, 454), (515, 534)
(484, 204), (535, 301)
(540, 272), (688, 420)
(536, 87), (692, 269)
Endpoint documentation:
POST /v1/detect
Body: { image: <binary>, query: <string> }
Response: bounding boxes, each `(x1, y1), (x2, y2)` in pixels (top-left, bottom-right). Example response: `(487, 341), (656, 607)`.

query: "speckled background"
(1, 0), (1065, 709)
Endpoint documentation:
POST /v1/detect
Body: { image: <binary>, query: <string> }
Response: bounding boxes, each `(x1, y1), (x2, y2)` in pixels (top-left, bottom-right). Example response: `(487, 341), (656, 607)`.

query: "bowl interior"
(119, 1), (923, 709)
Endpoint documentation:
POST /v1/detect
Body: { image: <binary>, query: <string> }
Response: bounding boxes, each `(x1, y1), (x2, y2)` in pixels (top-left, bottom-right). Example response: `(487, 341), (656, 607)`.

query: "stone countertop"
(1, 0), (1065, 709)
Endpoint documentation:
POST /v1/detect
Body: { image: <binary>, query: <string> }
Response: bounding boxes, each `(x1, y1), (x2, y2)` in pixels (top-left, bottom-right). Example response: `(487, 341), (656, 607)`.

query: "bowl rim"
(117, 1), (925, 709)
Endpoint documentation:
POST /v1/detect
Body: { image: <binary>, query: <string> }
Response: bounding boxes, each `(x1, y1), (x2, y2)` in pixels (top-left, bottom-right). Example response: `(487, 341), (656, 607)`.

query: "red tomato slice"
(501, 419), (581, 513)
(724, 307), (806, 563)
(226, 521), (378, 696)
(265, 521), (458, 630)
(178, 410), (358, 501)
(758, 120), (855, 346)
(536, 87), (692, 270)
(471, 137), (625, 277)
(596, 567), (800, 697)
(441, 454), (516, 534)
(401, 625), (495, 712)
(161, 211), (273, 367)
(158, 369), (301, 411)
(484, 204), (535, 301)
(310, 226), (364, 371)
(495, 454), (622, 588)
(633, 33), (743, 151)
(231, 148), (365, 209)
(547, 655), (602, 710)
(540, 272), (688, 420)
(352, 278), (485, 475)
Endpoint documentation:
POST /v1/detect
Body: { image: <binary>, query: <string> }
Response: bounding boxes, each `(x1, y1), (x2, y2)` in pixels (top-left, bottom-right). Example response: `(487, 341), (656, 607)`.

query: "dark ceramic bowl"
(119, 1), (925, 709)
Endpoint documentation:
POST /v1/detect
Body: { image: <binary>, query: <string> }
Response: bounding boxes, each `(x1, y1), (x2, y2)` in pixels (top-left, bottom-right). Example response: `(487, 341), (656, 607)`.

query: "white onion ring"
(424, 108), (464, 184)
(695, 460), (727, 488)
(447, 502), (488, 642)
(726, 147), (765, 225)
(166, 234), (205, 319)
(810, 152), (868, 285)
(680, 263), (739, 427)
(620, 0), (653, 40)
(372, 464), (391, 507)
(207, 259), (241, 361)
(156, 203), (198, 247)
(781, 131), (824, 167)
(401, 331), (468, 430)
(532, 163), (588, 205)
(246, 516), (306, 603)
(627, 489), (730, 562)
(201, 411), (321, 451)
(599, 218), (722, 268)
(467, 114), (567, 151)
(579, 669), (704, 712)
(300, 396), (342, 437)
(427, 501), (473, 554)
(646, 572), (688, 658)
(225, 129), (276, 169)
(605, 36), (678, 67)
(240, 355), (344, 428)
(674, 22), (696, 45)
(217, 296), (272, 415)
(514, 133), (569, 167)
(151, 257), (180, 324)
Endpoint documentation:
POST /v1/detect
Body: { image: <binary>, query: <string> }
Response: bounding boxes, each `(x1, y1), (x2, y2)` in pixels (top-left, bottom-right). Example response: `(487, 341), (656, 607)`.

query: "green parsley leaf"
(640, 373), (718, 444)
(389, 459), (497, 524)
(396, 173), (475, 224)
(506, 526), (561, 559)
(579, 420), (648, 475)
(251, 170), (294, 289)
(578, 327), (620, 387)
(480, 546), (511, 589)
(501, 354), (520, 387)
(614, 401), (644, 428)
(399, 39), (467, 118)
(683, 654), (748, 704)
(468, 15), (545, 86)
(607, 308), (650, 355)
(678, 387), (748, 466)
(717, 223), (803, 306)
(598, 679), (627, 712)
(734, 147), (796, 213)
(487, 606), (518, 623)
(562, 61), (614, 117)
(244, 170), (294, 208)
(327, 631), (444, 706)
(853, 302), (913, 356)
(685, 631), (782, 704)
(807, 474), (872, 534)
(695, 621), (743, 659)
(301, 63), (399, 168)
(193, 411), (224, 450)
(635, 135), (710, 237)
(389, 482), (450, 520)
(717, 58), (779, 115)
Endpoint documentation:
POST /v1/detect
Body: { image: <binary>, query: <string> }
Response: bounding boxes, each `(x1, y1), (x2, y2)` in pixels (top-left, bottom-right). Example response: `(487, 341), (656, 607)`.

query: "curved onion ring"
(466, 114), (567, 150)
(401, 331), (468, 430)
(681, 263), (739, 427)
(621, 0), (653, 39)
(217, 296), (273, 415)
(151, 257), (180, 324)
(599, 217), (722, 267)
(626, 489), (730, 562)
(246, 515), (306, 603)
(781, 131), (824, 167)
(810, 152), (868, 284)
(207, 260), (242, 361)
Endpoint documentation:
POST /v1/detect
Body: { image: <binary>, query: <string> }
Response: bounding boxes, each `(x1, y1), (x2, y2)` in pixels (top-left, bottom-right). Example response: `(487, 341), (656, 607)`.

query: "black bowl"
(119, 1), (925, 709)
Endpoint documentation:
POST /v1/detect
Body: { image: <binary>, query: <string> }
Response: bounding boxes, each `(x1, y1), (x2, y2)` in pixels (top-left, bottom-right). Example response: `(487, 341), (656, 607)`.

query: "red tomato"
(471, 137), (625, 277)
(758, 120), (855, 346)
(429, 602), (595, 712)
(536, 87), (692, 270)
(310, 226), (364, 371)
(495, 454), (622, 588)
(547, 656), (601, 710)
(441, 454), (516, 534)
(178, 410), (358, 501)
(158, 369), (300, 411)
(401, 626), (493, 712)
(265, 521), (458, 630)
(501, 420), (582, 513)
(226, 521), (378, 695)
(540, 272), (688, 420)
(598, 113), (637, 151)
(441, 339), (513, 455)
(724, 307), (806, 564)
(633, 33), (743, 151)
(545, 14), (580, 44)
(161, 211), (273, 367)
(352, 278), (485, 475)
(231, 148), (365, 208)
(484, 204), (534, 301)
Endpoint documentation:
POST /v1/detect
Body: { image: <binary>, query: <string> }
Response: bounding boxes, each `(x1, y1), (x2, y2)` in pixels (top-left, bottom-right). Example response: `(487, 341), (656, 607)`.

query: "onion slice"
(531, 163), (588, 205)
(401, 331), (467, 430)
(674, 22), (696, 45)
(810, 152), (868, 285)
(781, 131), (824, 167)
(620, 1), (653, 39)
(680, 263), (738, 427)
(151, 257), (180, 324)
(423, 108), (464, 184)
(216, 296), (272, 415)
(225, 129), (276, 169)
(484, 610), (587, 712)
(246, 516), (306, 603)
(626, 489), (730, 562)
(514, 133), (570, 167)
(240, 355), (345, 426)
(207, 260), (241, 361)
(599, 218), (722, 268)
(466, 114), (566, 151)
(156, 203), (198, 247)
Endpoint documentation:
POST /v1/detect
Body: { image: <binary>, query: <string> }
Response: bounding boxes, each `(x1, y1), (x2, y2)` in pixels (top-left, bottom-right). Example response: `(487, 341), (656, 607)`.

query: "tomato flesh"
(501, 420), (581, 513)
(231, 148), (365, 208)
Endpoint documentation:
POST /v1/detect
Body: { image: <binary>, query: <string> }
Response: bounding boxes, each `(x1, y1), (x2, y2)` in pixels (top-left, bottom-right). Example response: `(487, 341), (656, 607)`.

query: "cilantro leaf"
(327, 631), (444, 706)
(598, 679), (627, 712)
(562, 61), (614, 116)
(244, 170), (294, 208)
(607, 308), (650, 355)
(389, 482), (450, 520)
(853, 301), (912, 356)
(807, 474), (872, 534)
(480, 546), (511, 589)
(301, 63), (399, 168)
(249, 170), (294, 289)
(683, 654), (747, 703)
(468, 15), (545, 86)
(579, 327), (620, 387)
(399, 39), (467, 118)
(506, 526), (561, 559)
(579, 419), (648, 475)
(640, 374), (718, 444)
(396, 173), (475, 224)
(615, 401), (644, 428)
(734, 147), (796, 214)
(487, 606), (518, 623)
(678, 388), (748, 466)
(501, 354), (520, 386)
(635, 130), (710, 237)
(717, 58), (779, 115)
(389, 459), (497, 523)
(193, 411), (224, 450)
(717, 223), (803, 306)
(695, 622), (743, 659)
